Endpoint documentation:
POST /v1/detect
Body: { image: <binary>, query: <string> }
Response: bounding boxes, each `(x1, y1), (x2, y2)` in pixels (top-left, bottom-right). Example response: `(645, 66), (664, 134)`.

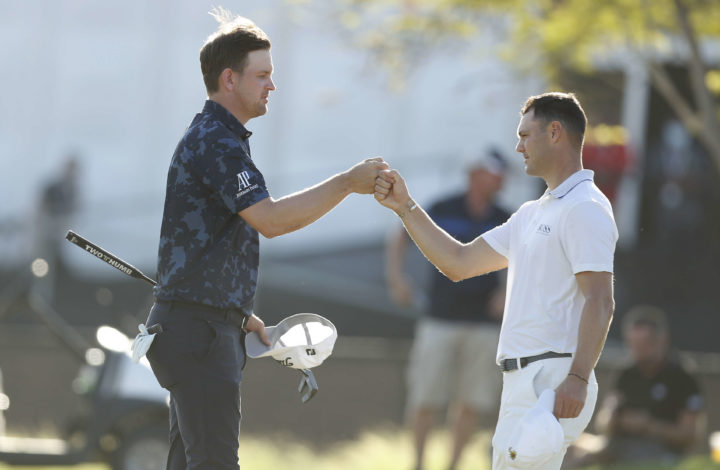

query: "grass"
(0, 429), (718, 470)
(238, 428), (492, 470)
(578, 456), (720, 470)
(0, 467), (104, 470)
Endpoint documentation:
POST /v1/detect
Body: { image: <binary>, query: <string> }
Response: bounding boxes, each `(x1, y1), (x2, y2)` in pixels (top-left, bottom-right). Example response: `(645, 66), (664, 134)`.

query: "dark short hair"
(622, 305), (669, 337)
(521, 92), (587, 148)
(200, 10), (271, 93)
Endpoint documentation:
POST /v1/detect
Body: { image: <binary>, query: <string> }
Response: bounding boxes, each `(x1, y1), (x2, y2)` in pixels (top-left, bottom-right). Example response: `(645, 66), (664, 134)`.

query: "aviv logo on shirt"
(236, 171), (259, 198)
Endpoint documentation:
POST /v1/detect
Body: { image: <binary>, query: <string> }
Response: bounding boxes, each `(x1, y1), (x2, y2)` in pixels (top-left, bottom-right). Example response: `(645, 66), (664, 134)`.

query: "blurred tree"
(335, 0), (720, 175)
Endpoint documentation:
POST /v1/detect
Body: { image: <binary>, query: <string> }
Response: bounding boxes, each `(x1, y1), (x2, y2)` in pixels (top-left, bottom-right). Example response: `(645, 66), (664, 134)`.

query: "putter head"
(298, 369), (318, 403)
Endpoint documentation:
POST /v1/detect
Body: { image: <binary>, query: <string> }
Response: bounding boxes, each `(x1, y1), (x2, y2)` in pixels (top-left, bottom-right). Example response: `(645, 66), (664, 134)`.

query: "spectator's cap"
(463, 147), (508, 176)
(506, 389), (564, 468)
(621, 305), (668, 336)
(245, 313), (337, 370)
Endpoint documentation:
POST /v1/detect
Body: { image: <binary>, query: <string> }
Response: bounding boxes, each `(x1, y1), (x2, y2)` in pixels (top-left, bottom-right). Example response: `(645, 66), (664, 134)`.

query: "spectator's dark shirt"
(154, 100), (270, 310)
(41, 179), (76, 215)
(616, 359), (703, 449)
(426, 194), (509, 323)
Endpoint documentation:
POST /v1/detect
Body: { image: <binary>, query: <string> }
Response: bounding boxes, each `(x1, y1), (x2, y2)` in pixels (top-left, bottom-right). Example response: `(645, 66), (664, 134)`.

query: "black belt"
(162, 300), (249, 329)
(499, 351), (572, 372)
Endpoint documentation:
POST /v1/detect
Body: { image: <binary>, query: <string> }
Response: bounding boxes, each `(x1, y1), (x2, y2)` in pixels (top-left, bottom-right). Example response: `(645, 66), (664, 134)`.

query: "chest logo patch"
(536, 223), (552, 235)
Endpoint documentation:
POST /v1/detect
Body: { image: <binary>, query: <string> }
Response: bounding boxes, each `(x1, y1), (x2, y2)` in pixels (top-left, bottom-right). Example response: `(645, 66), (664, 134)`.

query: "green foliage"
(500, 0), (720, 85)
(336, 0), (720, 87)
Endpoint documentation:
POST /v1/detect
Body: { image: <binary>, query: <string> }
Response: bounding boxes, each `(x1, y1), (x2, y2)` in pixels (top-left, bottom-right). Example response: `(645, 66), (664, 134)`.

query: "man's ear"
(219, 68), (235, 92)
(550, 121), (563, 143)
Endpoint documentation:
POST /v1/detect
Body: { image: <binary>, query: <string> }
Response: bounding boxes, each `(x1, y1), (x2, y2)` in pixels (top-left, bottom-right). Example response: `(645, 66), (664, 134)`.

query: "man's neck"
(637, 358), (666, 378)
(208, 94), (251, 125)
(544, 155), (583, 190)
(465, 191), (491, 218)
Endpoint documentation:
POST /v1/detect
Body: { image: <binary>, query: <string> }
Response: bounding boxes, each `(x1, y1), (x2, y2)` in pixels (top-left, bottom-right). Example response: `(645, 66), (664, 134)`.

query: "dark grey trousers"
(146, 301), (246, 470)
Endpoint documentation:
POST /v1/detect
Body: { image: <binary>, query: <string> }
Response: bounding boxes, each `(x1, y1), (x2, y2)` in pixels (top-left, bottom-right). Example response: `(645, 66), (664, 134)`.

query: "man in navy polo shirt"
(145, 9), (388, 470)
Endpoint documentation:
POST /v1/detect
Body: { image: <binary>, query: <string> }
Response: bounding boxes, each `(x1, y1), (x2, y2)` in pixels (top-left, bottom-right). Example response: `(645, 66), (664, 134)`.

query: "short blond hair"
(199, 7), (271, 93)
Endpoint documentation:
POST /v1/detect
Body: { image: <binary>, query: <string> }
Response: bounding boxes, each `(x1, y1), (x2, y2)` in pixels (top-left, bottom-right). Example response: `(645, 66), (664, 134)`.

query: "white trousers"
(491, 357), (598, 470)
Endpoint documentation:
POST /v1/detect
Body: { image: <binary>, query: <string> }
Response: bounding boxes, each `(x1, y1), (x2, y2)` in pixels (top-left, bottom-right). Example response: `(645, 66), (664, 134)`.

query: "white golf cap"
(462, 147), (508, 176)
(507, 389), (565, 468)
(245, 313), (337, 370)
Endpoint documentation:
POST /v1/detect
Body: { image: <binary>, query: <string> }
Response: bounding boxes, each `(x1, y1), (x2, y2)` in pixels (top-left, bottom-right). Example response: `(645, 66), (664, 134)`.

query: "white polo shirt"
(482, 169), (618, 363)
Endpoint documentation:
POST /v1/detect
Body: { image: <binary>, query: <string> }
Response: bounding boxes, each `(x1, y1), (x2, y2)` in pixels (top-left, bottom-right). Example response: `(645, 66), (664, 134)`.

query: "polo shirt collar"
(547, 169), (594, 199)
(203, 99), (253, 141)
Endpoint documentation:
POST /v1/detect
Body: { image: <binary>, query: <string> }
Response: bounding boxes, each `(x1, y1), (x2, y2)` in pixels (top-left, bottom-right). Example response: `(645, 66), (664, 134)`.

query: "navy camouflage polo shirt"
(154, 100), (270, 310)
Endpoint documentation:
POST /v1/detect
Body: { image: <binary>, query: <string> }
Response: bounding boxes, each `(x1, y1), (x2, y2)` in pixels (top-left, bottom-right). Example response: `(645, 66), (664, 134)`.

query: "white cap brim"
(245, 313), (337, 369)
(507, 389), (564, 468)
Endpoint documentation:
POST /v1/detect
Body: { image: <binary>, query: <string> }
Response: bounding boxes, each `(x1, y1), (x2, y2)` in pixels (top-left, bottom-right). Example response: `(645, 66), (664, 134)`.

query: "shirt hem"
(571, 263), (613, 274)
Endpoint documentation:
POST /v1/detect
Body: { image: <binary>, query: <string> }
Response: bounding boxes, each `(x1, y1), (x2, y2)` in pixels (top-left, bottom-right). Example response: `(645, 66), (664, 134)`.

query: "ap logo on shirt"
(236, 171), (259, 198)
(237, 171), (251, 190)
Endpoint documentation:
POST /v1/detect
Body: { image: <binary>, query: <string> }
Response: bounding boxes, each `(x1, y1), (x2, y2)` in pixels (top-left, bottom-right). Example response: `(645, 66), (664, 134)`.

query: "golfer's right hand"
(245, 314), (271, 346)
(374, 170), (412, 214)
(346, 157), (389, 194)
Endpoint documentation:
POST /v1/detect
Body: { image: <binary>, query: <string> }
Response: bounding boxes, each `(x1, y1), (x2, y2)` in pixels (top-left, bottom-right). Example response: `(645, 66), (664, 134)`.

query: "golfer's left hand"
(554, 375), (587, 418)
(245, 314), (271, 346)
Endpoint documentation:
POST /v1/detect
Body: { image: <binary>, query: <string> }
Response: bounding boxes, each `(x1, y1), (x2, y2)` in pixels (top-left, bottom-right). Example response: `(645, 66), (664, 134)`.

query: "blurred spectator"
(31, 154), (81, 301)
(385, 148), (510, 470)
(566, 305), (706, 467)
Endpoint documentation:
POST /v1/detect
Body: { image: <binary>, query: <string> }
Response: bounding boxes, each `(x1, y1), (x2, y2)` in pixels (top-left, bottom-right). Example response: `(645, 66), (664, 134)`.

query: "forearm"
(265, 172), (351, 236)
(570, 294), (614, 379)
(376, 169), (506, 281)
(386, 228), (409, 282)
(647, 413), (701, 449)
(394, 203), (471, 282)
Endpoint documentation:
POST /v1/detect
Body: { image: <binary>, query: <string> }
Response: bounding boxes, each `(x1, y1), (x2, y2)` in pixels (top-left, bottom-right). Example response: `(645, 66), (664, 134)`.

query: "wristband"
(568, 372), (589, 384)
(398, 199), (417, 219)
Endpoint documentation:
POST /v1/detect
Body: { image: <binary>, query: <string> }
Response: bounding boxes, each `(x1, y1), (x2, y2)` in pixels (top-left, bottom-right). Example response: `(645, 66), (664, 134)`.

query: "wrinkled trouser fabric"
(146, 301), (246, 470)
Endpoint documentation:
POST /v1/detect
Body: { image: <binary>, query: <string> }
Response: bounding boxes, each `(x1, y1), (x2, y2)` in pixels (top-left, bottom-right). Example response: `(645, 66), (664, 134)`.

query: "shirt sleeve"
(193, 144), (270, 213)
(561, 200), (618, 274)
(481, 213), (514, 258)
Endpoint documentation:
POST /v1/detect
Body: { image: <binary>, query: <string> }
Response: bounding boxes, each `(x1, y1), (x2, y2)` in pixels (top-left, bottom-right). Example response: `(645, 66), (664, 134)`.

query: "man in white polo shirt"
(373, 92), (618, 469)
